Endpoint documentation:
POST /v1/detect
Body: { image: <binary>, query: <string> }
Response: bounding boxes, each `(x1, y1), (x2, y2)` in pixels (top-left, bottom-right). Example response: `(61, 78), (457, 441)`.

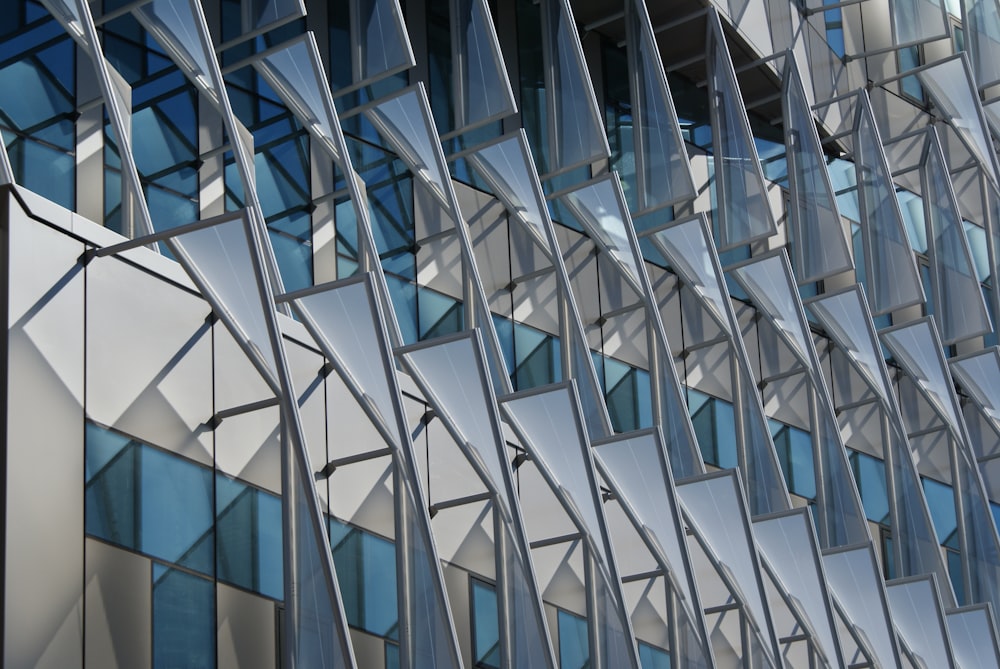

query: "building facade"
(2, 0), (1000, 666)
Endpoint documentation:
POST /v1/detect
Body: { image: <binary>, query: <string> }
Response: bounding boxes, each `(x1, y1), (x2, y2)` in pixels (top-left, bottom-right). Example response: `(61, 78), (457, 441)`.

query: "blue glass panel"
(472, 580), (500, 668)
(850, 450), (890, 524)
(772, 423), (817, 500)
(216, 474), (284, 600)
(85, 424), (138, 550)
(923, 477), (959, 548)
(513, 322), (558, 390)
(329, 518), (399, 640)
(153, 566), (215, 669)
(418, 286), (463, 340)
(557, 609), (589, 669)
(386, 642), (400, 669)
(141, 447), (214, 575)
(386, 275), (418, 344)
(268, 210), (313, 292)
(639, 642), (671, 669)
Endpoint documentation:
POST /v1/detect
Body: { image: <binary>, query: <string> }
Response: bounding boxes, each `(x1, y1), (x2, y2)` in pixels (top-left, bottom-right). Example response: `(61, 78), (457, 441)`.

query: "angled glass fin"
(254, 33), (344, 164)
(539, 0), (610, 174)
(892, 0), (950, 45)
(853, 92), (925, 315)
(625, 0), (696, 212)
(676, 472), (782, 666)
(706, 10), (776, 250)
(885, 577), (957, 669)
(350, 0), (415, 87)
(753, 509), (845, 668)
(730, 254), (868, 547)
(288, 427), (356, 669)
(946, 605), (1000, 669)
(502, 384), (640, 669)
(782, 56), (853, 284)
(451, 0), (516, 132)
(963, 0), (1000, 88)
(951, 349), (1000, 440)
(822, 546), (903, 669)
(248, 0), (305, 32)
(168, 212), (277, 382)
(917, 56), (1000, 187)
(810, 288), (954, 595)
(398, 333), (557, 667)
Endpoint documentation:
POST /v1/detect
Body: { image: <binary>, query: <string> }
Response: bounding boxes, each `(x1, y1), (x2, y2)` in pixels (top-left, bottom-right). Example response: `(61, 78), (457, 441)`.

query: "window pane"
(558, 609), (589, 669)
(153, 565), (215, 669)
(639, 642), (671, 669)
(472, 580), (500, 668)
(329, 519), (399, 639)
(85, 424), (138, 550)
(216, 474), (284, 599)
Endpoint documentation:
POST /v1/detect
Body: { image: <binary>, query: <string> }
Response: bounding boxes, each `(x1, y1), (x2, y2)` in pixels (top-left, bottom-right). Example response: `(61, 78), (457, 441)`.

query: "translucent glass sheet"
(822, 547), (902, 669)
(885, 578), (956, 669)
(951, 349), (1000, 437)
(501, 386), (610, 566)
(567, 321), (614, 441)
(808, 288), (892, 405)
(256, 34), (344, 163)
(881, 320), (963, 437)
(365, 89), (452, 208)
(892, 0), (950, 44)
(398, 335), (511, 502)
(917, 58), (999, 186)
(736, 366), (793, 517)
(468, 135), (551, 256)
(134, 0), (221, 107)
(294, 278), (399, 446)
(946, 606), (1000, 669)
(650, 218), (731, 335)
(249, 0), (305, 32)
(729, 254), (813, 373)
(953, 443), (1000, 615)
(594, 567), (641, 669)
(964, 0), (1000, 87)
(783, 58), (852, 284)
(854, 94), (925, 315)
(451, 0), (515, 131)
(593, 432), (697, 617)
(706, 11), (776, 250)
(676, 473), (778, 664)
(289, 433), (355, 668)
(169, 213), (277, 379)
(350, 0), (414, 85)
(560, 177), (642, 293)
(540, 0), (609, 173)
(815, 408), (870, 548)
(810, 289), (952, 592)
(501, 524), (557, 668)
(400, 480), (462, 668)
(753, 511), (843, 667)
(625, 0), (695, 211)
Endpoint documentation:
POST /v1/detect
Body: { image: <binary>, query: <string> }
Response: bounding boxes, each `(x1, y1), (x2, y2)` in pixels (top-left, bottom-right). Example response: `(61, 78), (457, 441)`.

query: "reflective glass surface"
(153, 565), (215, 669)
(782, 59), (852, 283)
(917, 58), (998, 186)
(351, 0), (413, 85)
(216, 474), (283, 599)
(706, 12), (776, 249)
(328, 518), (399, 640)
(892, 0), (950, 44)
(947, 606), (1000, 669)
(557, 609), (589, 669)
(753, 511), (842, 667)
(502, 386), (609, 566)
(951, 350), (1000, 442)
(472, 579), (500, 668)
(922, 132), (994, 343)
(625, 0), (695, 211)
(885, 578), (956, 669)
(452, 0), (515, 131)
(676, 473), (777, 663)
(540, 0), (608, 173)
(501, 521), (557, 668)
(822, 547), (902, 669)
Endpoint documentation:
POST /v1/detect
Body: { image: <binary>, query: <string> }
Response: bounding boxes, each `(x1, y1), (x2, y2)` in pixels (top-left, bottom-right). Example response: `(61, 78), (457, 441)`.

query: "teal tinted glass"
(558, 609), (590, 669)
(850, 450), (890, 524)
(472, 579), (500, 668)
(329, 518), (400, 639)
(639, 642), (671, 669)
(216, 474), (283, 599)
(153, 565), (215, 669)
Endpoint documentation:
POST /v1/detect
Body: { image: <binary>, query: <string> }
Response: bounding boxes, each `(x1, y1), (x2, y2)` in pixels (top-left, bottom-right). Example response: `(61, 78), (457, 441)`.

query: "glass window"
(689, 391), (738, 469)
(471, 579), (500, 668)
(216, 474), (284, 599)
(85, 423), (214, 576)
(558, 609), (589, 669)
(772, 422), (817, 500)
(328, 518), (399, 640)
(385, 641), (400, 669)
(153, 565), (215, 669)
(513, 322), (560, 390)
(850, 450), (890, 524)
(638, 641), (671, 669)
(922, 477), (959, 548)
